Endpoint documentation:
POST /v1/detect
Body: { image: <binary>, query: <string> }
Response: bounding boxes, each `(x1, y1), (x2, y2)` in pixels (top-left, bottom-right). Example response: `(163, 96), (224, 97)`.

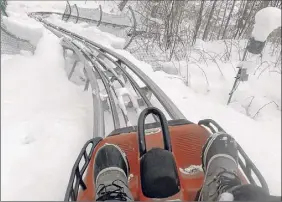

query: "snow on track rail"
(28, 11), (185, 138)
(31, 11), (132, 29)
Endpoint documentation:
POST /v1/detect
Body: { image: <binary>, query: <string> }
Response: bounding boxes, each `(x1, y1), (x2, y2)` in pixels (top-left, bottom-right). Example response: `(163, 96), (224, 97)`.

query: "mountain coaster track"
(28, 11), (185, 138)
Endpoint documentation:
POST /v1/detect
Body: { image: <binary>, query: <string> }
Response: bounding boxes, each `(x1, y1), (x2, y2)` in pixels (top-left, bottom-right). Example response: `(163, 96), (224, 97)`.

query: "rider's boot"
(94, 143), (134, 201)
(199, 132), (277, 201)
(199, 131), (241, 201)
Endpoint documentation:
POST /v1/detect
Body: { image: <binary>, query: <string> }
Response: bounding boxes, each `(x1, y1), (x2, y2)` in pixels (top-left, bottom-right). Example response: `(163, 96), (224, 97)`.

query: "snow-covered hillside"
(1, 31), (94, 200)
(1, 1), (281, 200)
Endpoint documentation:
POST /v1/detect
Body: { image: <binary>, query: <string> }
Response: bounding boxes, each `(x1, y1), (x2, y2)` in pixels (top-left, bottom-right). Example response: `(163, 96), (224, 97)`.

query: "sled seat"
(78, 122), (212, 201)
(65, 119), (269, 201)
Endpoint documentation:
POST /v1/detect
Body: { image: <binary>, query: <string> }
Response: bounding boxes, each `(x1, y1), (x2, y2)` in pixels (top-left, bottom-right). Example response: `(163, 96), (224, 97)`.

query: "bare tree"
(221, 0), (236, 39)
(118, 0), (128, 11)
(232, 0), (247, 39)
(130, 0), (281, 67)
(192, 0), (205, 45)
(209, 0), (224, 41)
(217, 1), (228, 39)
(237, 1), (256, 38)
(202, 0), (217, 41)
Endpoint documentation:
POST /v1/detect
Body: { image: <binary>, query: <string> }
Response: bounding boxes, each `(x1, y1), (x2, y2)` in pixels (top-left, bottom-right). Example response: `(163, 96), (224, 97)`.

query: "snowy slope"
(156, 39), (281, 122)
(1, 30), (94, 200)
(114, 49), (281, 195)
(1, 1), (281, 200)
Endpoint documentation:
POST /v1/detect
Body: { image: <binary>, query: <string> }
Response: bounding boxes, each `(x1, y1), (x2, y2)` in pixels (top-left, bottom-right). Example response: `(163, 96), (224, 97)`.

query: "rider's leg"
(94, 143), (134, 201)
(199, 132), (278, 201)
(198, 131), (241, 201)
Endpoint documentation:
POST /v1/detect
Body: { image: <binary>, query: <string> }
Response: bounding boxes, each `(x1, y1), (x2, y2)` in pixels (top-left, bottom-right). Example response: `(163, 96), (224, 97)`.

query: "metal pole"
(227, 47), (248, 105)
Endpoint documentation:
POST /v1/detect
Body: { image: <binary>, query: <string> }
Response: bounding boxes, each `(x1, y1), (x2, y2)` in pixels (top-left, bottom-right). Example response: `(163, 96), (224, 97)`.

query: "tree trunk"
(235, 0), (253, 39)
(238, 0), (256, 38)
(260, 0), (270, 8)
(241, 1), (266, 38)
(202, 0), (217, 41)
(192, 0), (205, 45)
(217, 0), (228, 39)
(233, 0), (248, 39)
(209, 0), (224, 40)
(118, 0), (128, 11)
(275, 0), (281, 8)
(169, 1), (184, 61)
(221, 0), (236, 39)
(165, 0), (174, 50)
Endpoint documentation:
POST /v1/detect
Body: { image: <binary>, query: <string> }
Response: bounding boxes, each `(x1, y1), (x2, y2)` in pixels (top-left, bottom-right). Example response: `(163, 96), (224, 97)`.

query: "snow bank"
(2, 16), (44, 46)
(2, 1), (67, 46)
(6, 1), (66, 14)
(252, 7), (281, 41)
(155, 39), (281, 122)
(159, 61), (179, 75)
(1, 30), (93, 200)
(47, 14), (126, 49)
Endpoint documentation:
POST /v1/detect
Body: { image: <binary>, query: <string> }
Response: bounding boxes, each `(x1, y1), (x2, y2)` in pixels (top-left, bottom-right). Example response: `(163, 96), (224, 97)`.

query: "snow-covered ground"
(156, 39), (281, 122)
(115, 49), (281, 195)
(1, 30), (94, 200)
(2, 2), (94, 200)
(1, 1), (281, 200)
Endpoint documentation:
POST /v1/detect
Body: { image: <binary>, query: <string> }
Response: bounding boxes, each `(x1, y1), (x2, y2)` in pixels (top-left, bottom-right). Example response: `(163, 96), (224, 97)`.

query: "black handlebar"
(137, 107), (172, 157)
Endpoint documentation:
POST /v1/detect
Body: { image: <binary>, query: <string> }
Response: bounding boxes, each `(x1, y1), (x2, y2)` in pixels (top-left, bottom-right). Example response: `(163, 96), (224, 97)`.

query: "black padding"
(140, 148), (180, 198)
(246, 37), (266, 55)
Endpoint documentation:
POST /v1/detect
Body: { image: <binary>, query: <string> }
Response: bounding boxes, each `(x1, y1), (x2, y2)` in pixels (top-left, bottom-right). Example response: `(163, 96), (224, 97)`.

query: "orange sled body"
(65, 118), (269, 201)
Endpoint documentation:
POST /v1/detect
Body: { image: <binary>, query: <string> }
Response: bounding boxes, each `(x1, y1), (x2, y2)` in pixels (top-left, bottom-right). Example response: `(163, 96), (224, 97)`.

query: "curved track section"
(32, 9), (136, 49)
(29, 12), (185, 138)
(33, 11), (131, 29)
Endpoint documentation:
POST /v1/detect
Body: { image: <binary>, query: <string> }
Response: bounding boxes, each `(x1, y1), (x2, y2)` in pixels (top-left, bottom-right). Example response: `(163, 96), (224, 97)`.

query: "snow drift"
(252, 7), (281, 42)
(1, 31), (93, 200)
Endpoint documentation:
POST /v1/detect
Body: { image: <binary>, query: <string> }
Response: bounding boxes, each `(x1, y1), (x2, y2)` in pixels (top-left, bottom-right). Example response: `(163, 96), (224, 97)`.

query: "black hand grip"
(137, 107), (172, 157)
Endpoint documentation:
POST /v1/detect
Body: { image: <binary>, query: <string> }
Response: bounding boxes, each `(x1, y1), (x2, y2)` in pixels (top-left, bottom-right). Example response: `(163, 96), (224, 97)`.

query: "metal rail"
(47, 25), (105, 137)
(62, 0), (71, 21)
(27, 11), (185, 141)
(28, 15), (150, 135)
(73, 4), (79, 24)
(123, 6), (136, 49)
(31, 11), (131, 29)
(71, 42), (121, 129)
(30, 13), (185, 120)
(60, 38), (105, 138)
(30, 8), (137, 50)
